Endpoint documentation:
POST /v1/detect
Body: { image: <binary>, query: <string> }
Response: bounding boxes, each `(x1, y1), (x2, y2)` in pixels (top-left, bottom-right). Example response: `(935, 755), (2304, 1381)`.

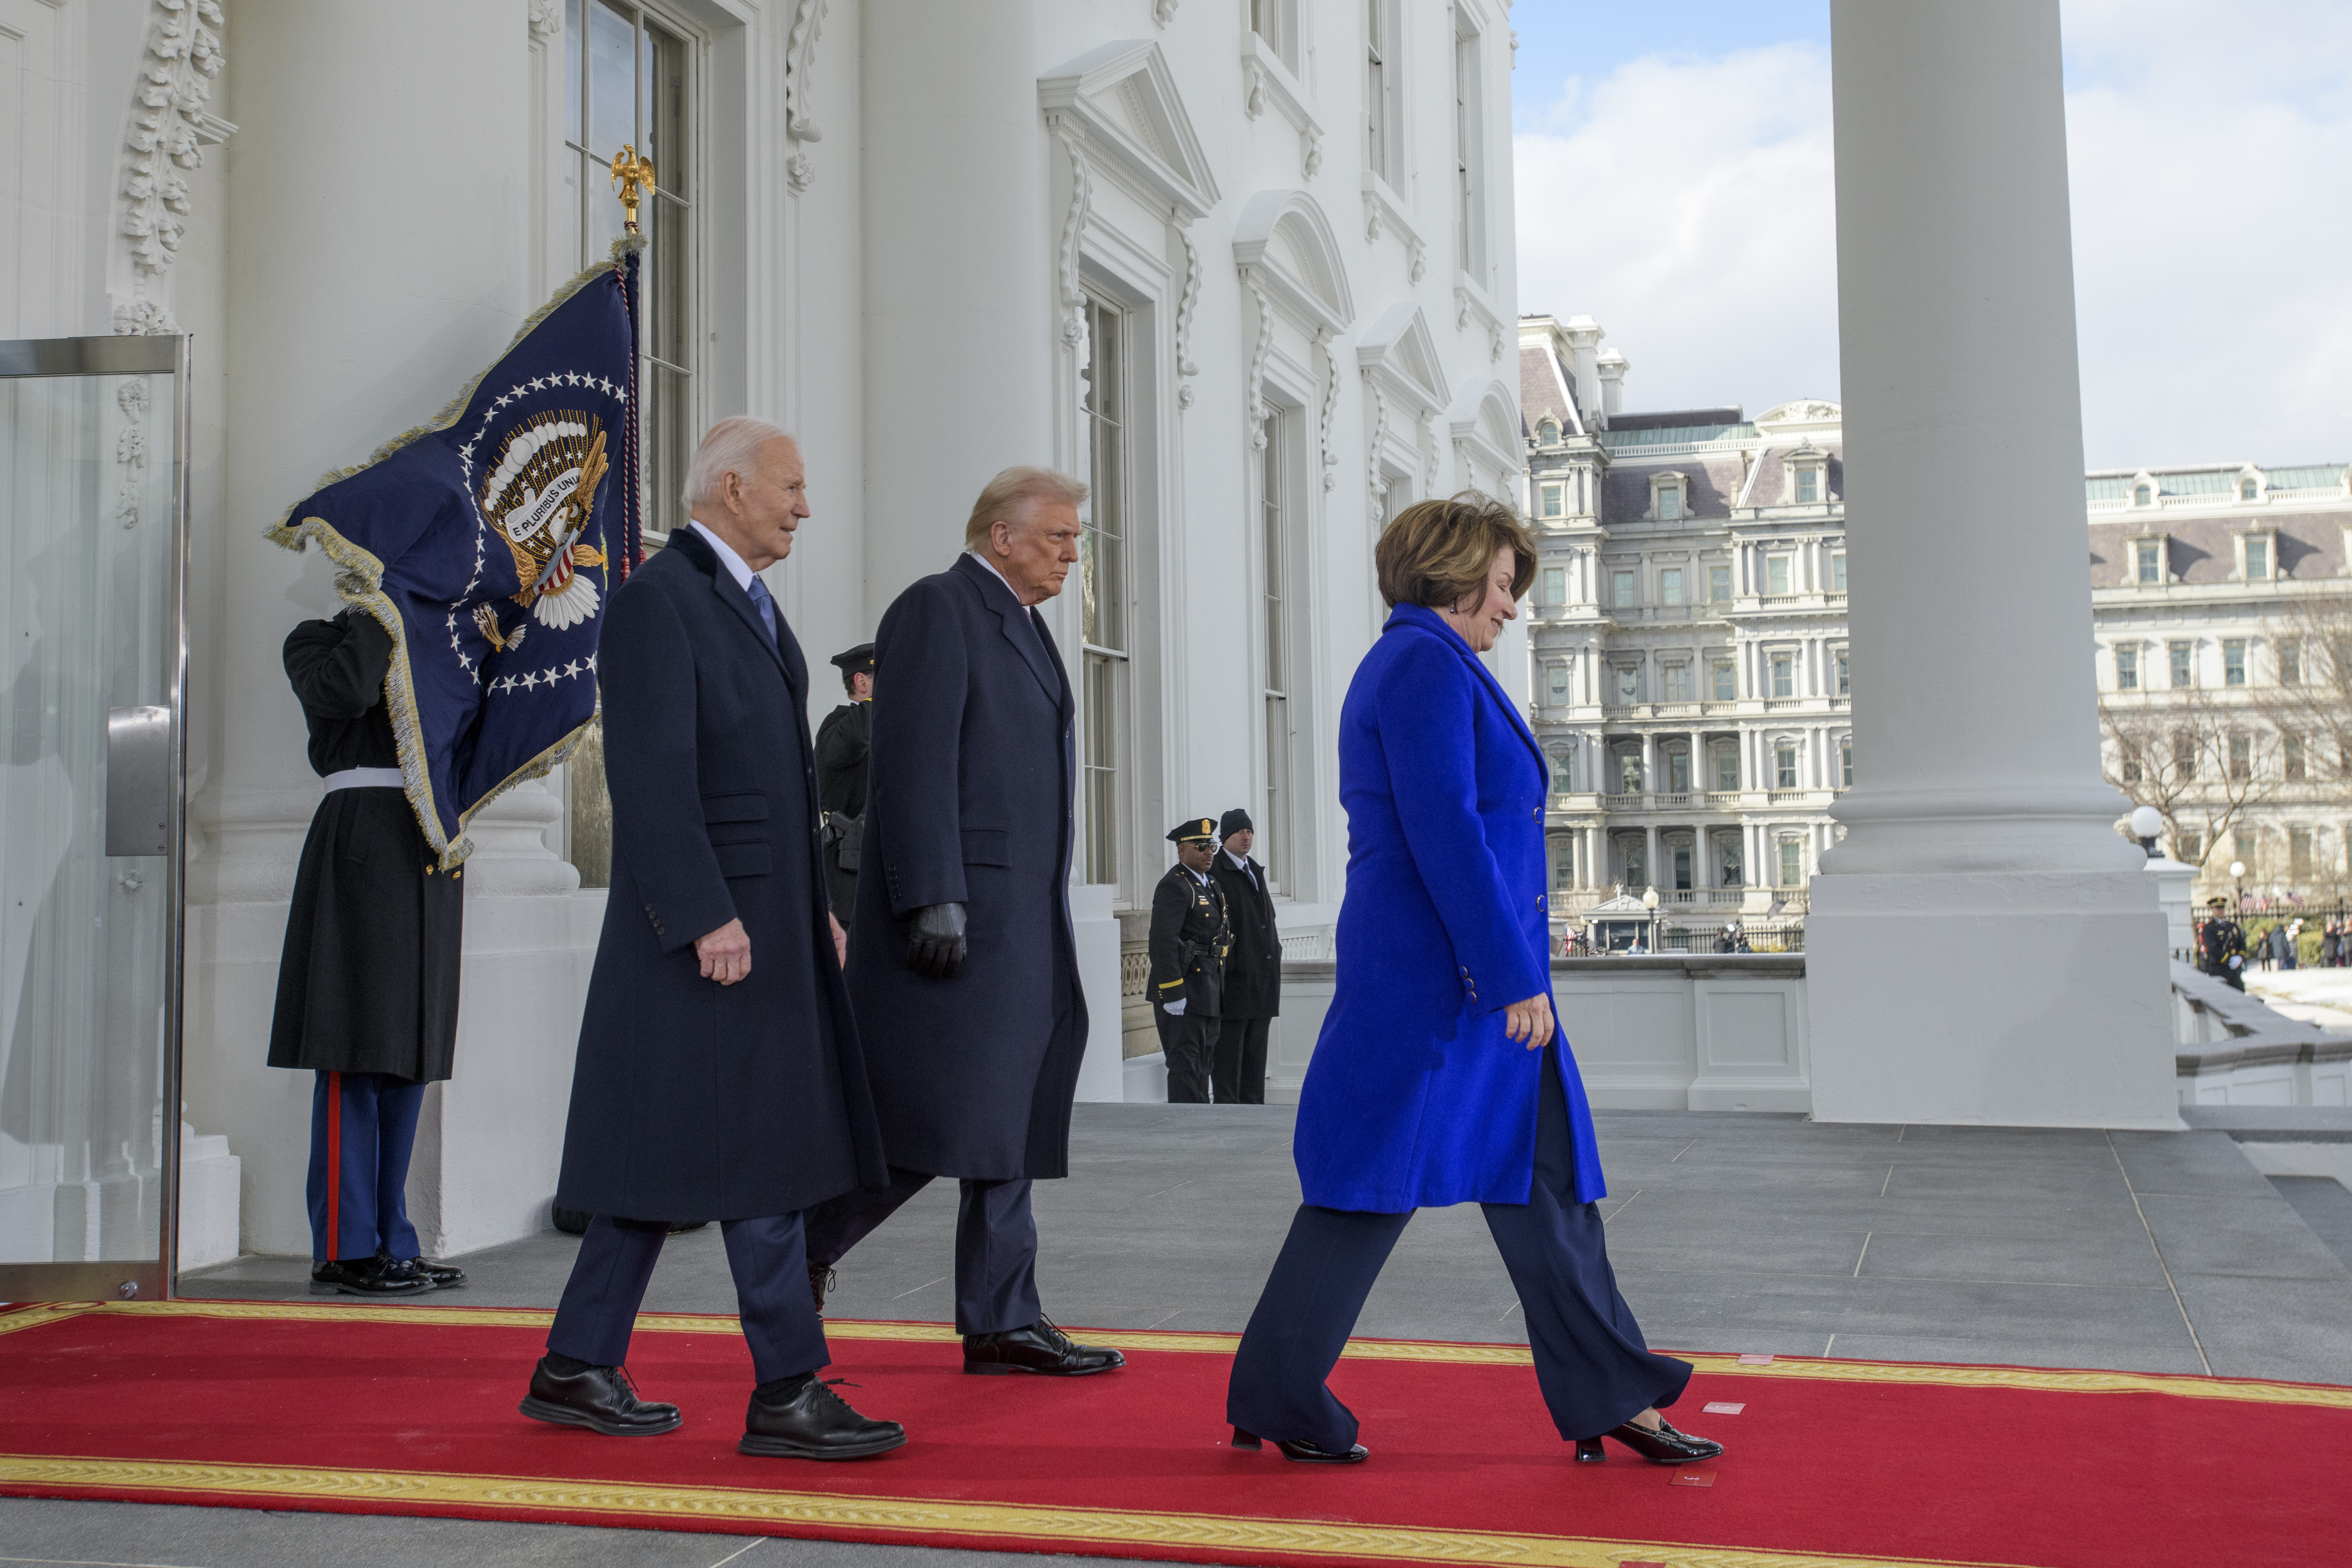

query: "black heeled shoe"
(1232, 1426), (1368, 1464)
(1574, 1418), (1724, 1465)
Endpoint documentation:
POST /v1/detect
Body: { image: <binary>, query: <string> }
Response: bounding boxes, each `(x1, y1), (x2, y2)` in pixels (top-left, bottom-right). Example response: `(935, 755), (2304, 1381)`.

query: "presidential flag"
(267, 237), (645, 868)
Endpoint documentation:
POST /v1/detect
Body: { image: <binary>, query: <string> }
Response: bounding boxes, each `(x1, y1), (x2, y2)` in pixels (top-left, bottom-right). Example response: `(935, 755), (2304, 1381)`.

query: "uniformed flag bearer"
(268, 609), (467, 1297)
(1149, 818), (1234, 1104)
(814, 642), (874, 918)
(2199, 897), (2249, 992)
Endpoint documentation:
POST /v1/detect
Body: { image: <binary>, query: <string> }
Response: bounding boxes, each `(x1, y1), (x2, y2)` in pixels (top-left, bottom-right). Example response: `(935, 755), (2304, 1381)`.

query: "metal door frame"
(0, 333), (192, 1303)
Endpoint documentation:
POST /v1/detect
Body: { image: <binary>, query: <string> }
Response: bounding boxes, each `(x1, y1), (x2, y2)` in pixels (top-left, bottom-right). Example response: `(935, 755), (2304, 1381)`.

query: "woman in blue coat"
(1225, 495), (1722, 1469)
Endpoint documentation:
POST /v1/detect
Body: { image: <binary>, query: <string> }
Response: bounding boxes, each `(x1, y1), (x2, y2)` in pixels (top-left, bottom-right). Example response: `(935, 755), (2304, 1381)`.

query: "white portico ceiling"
(1038, 40), (1219, 221)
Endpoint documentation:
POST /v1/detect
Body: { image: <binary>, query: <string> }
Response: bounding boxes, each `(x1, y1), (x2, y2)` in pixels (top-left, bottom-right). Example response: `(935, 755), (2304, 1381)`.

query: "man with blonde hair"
(804, 465), (1124, 1378)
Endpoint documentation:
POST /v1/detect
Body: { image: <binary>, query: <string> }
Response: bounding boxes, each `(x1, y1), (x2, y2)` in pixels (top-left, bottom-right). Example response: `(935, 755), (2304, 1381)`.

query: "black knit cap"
(1219, 809), (1252, 839)
(1168, 817), (1218, 845)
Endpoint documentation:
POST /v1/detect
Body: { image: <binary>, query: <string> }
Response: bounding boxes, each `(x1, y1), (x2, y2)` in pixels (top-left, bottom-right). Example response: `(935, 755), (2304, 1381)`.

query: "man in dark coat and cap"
(1149, 818), (1234, 1104)
(814, 642), (874, 917)
(803, 466), (1123, 1378)
(522, 418), (905, 1461)
(270, 608), (467, 1297)
(1207, 808), (1280, 1104)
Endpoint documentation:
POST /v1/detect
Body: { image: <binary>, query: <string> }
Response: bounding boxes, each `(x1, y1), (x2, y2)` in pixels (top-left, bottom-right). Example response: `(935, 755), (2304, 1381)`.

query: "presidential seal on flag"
(266, 234), (646, 868)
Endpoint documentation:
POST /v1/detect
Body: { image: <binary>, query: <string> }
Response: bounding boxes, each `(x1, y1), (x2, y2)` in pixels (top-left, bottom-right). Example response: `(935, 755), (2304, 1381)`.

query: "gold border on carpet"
(0, 1453), (2028, 1568)
(11, 1300), (2347, 1413)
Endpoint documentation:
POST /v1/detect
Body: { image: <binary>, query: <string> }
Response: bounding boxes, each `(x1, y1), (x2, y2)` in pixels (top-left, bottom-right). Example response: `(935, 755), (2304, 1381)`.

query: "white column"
(1810, 1), (2171, 1127)
(189, 1), (595, 1256)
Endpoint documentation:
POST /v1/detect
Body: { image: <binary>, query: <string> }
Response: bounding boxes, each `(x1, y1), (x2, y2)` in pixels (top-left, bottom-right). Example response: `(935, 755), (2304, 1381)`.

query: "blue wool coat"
(1292, 603), (1607, 1212)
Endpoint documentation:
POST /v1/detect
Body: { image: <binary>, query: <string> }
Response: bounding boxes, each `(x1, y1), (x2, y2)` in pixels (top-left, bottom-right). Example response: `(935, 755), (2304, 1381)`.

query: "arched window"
(2241, 477), (2259, 501)
(1538, 418), (1559, 445)
(2133, 483), (2152, 506)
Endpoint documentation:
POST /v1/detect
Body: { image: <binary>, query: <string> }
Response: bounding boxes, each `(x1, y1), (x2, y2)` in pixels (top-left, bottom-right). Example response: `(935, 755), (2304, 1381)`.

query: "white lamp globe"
(2230, 860), (2247, 879)
(2129, 805), (2164, 841)
(1642, 886), (1660, 910)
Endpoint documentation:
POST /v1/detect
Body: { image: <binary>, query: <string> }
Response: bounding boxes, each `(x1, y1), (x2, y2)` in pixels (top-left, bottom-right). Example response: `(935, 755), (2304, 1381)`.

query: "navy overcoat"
(1292, 603), (1607, 1212)
(847, 554), (1088, 1181)
(555, 527), (888, 1221)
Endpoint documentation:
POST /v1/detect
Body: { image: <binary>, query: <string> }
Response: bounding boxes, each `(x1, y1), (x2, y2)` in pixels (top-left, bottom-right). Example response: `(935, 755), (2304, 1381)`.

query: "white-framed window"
(1654, 476), (1684, 520)
(1710, 660), (1735, 702)
(2292, 825), (2314, 880)
(1667, 748), (1691, 793)
(1795, 467), (1819, 504)
(1712, 741), (1739, 792)
(1660, 566), (1685, 605)
(1258, 410), (1297, 891)
(1766, 555), (1792, 596)
(1622, 835), (1647, 888)
(1452, 10), (1487, 278)
(1547, 831), (1577, 894)
(1664, 663), (1692, 702)
(1830, 551), (1847, 592)
(2229, 732), (2252, 780)
(1617, 750), (1643, 794)
(1710, 564), (1731, 602)
(2116, 644), (2139, 690)
(1615, 665), (1638, 705)
(1834, 649), (1850, 697)
(2285, 732), (2307, 781)
(1079, 295), (1135, 894)
(2120, 746), (2143, 783)
(2241, 532), (2273, 581)
(1364, 0), (1400, 184)
(1670, 837), (1694, 891)
(1540, 564), (1566, 605)
(1775, 742), (1799, 789)
(2174, 732), (2198, 780)
(2133, 482), (2153, 506)
(1250, 0), (1299, 71)
(1546, 662), (1570, 705)
(1537, 419), (1560, 446)
(2169, 641), (2194, 688)
(2241, 476), (2260, 502)
(2178, 831), (2203, 864)
(1770, 652), (1795, 698)
(2224, 639), (2247, 687)
(2135, 538), (2163, 584)
(1540, 482), (1564, 518)
(1839, 736), (1854, 787)
(1612, 568), (1637, 608)
(1545, 740), (1574, 792)
(1718, 833), (1745, 887)
(1777, 837), (1805, 886)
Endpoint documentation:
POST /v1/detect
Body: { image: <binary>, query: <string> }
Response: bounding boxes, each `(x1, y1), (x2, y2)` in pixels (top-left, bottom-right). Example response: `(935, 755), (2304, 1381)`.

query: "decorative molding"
(1174, 215), (1202, 409)
(1037, 40), (1220, 222)
(115, 382), (150, 530)
(1230, 189), (1354, 337)
(785, 0), (829, 141)
(786, 152), (814, 194)
(1244, 268), (1275, 448)
(1050, 114), (1092, 347)
(1365, 380), (1389, 502)
(1153, 0), (1179, 25)
(1317, 327), (1341, 492)
(1360, 172), (1424, 283)
(1454, 274), (1507, 363)
(528, 0), (562, 40)
(1239, 34), (1322, 182)
(115, 0), (232, 334)
(1425, 413), (1441, 490)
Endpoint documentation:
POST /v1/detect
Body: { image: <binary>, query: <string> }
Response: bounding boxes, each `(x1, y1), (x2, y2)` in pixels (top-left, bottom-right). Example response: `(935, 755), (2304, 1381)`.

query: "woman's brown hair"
(1374, 492), (1538, 610)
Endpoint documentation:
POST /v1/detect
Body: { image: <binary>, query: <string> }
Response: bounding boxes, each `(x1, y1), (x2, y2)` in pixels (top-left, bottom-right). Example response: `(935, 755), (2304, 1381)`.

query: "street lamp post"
(2130, 805), (2165, 860)
(2231, 859), (2247, 919)
(1642, 885), (1661, 953)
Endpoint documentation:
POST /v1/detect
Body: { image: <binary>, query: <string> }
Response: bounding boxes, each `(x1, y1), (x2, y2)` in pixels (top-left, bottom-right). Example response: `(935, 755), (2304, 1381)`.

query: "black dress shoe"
(962, 1315), (1125, 1376)
(1574, 1418), (1724, 1465)
(1232, 1426), (1368, 1464)
(378, 1248), (466, 1289)
(739, 1378), (907, 1459)
(809, 1261), (836, 1313)
(310, 1257), (435, 1297)
(518, 1357), (682, 1436)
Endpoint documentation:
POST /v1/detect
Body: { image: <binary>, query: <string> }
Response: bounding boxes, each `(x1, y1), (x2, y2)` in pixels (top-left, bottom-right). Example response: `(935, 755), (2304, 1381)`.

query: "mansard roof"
(2087, 462), (2348, 504)
(1609, 408), (1743, 433)
(1742, 441), (1844, 507)
(1600, 453), (1748, 522)
(2087, 513), (2352, 588)
(1520, 340), (1581, 437)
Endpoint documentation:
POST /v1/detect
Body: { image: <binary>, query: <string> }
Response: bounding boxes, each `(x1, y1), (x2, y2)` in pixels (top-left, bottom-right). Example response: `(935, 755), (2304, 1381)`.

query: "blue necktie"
(746, 574), (778, 647)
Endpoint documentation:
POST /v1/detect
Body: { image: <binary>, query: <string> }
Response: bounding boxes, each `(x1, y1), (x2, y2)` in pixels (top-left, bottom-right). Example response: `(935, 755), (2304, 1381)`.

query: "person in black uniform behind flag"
(814, 643), (874, 919)
(1208, 809), (1280, 1105)
(1149, 818), (1232, 1104)
(268, 608), (467, 1297)
(2199, 896), (2249, 991)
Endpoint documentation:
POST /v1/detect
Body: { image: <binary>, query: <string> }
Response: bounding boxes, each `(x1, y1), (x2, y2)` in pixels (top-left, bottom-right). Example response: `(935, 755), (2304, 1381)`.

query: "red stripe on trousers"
(325, 1071), (343, 1260)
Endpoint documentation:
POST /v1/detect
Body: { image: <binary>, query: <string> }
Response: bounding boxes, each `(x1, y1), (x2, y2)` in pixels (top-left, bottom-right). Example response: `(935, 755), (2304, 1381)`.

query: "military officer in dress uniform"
(1149, 818), (1232, 1104)
(1208, 809), (1280, 1105)
(2200, 897), (2249, 992)
(814, 643), (874, 918)
(269, 608), (467, 1297)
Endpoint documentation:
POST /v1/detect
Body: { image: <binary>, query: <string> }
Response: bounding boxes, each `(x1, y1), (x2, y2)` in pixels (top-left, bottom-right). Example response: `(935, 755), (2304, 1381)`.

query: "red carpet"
(3, 1299), (2346, 1568)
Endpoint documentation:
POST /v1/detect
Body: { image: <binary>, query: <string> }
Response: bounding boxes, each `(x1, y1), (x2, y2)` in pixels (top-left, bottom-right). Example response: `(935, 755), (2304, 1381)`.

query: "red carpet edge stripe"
(9, 1299), (2348, 1411)
(0, 1452), (2030, 1568)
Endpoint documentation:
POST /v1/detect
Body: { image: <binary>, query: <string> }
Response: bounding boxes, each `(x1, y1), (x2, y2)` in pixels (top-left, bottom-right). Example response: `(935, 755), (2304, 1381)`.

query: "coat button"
(1536, 895), (1546, 909)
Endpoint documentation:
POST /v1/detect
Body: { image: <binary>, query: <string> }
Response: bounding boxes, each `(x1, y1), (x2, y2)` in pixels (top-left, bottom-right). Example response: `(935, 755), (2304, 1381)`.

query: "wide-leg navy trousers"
(1227, 1044), (1690, 1450)
(547, 1213), (830, 1384)
(803, 1166), (1042, 1335)
(306, 1069), (425, 1262)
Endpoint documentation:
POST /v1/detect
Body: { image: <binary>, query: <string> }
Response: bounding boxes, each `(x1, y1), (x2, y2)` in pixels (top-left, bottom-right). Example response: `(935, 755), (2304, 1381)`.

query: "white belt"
(322, 767), (406, 793)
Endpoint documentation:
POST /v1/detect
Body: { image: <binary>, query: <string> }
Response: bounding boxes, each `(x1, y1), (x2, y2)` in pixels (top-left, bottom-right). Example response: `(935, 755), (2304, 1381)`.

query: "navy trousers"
(803, 1166), (1041, 1335)
(306, 1069), (425, 1262)
(547, 1213), (829, 1384)
(1227, 1045), (1691, 1450)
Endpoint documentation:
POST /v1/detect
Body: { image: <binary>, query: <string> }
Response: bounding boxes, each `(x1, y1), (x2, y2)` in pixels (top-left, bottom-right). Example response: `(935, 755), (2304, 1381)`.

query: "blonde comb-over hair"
(963, 466), (1090, 550)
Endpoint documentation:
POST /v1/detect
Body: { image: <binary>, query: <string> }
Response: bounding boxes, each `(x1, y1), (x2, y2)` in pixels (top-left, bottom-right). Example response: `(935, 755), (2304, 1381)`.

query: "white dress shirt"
(1224, 849), (1257, 888)
(689, 520), (758, 593)
(964, 549), (1027, 606)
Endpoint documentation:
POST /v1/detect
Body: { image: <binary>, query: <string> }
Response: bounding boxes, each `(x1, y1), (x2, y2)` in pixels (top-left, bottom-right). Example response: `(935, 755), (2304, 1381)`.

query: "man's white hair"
(683, 416), (796, 511)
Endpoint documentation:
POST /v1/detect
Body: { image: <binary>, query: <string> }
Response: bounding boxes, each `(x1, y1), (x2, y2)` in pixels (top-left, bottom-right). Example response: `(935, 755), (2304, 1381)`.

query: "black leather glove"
(906, 902), (968, 979)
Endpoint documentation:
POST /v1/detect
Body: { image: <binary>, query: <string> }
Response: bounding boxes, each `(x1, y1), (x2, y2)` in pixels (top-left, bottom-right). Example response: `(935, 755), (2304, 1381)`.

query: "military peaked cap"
(829, 642), (876, 673)
(1168, 817), (1218, 845)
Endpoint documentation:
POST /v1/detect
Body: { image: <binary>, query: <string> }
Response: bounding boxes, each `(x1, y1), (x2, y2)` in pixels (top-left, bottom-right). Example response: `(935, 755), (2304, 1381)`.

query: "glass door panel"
(0, 336), (188, 1303)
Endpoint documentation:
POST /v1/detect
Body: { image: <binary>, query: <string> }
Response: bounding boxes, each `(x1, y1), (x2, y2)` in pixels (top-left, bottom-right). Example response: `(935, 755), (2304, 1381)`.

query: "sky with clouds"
(1511, 1), (2352, 471)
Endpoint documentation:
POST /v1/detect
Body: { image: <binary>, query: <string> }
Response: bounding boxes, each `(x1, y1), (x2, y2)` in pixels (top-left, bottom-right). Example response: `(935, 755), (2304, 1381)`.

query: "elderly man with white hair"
(523, 417), (904, 1461)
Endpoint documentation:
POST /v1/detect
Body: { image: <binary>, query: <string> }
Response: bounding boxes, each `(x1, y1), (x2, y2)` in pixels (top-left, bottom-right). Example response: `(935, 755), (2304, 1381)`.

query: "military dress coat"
(554, 527), (887, 1222)
(1148, 864), (1232, 1018)
(1291, 603), (1608, 1214)
(1209, 853), (1281, 1020)
(847, 554), (1089, 1182)
(814, 698), (871, 914)
(267, 610), (463, 1083)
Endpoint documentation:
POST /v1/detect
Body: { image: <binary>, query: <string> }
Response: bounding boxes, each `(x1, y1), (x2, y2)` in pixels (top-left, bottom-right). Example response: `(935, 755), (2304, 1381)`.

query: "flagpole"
(609, 146), (653, 577)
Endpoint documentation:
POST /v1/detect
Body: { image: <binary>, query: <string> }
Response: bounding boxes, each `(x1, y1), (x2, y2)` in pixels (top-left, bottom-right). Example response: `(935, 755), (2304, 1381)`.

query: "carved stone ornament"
(1245, 268), (1274, 448)
(117, 0), (232, 334)
(786, 0), (829, 141)
(529, 0), (563, 40)
(1364, 379), (1389, 502)
(1154, 0), (1179, 25)
(1051, 114), (1092, 347)
(1317, 328), (1341, 491)
(787, 152), (815, 194)
(1175, 215), (1202, 410)
(116, 381), (150, 530)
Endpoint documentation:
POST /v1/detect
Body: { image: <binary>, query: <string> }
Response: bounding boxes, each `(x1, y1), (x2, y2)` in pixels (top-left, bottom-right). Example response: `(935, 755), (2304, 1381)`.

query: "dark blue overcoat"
(1292, 603), (1608, 1212)
(847, 554), (1088, 1181)
(555, 527), (888, 1221)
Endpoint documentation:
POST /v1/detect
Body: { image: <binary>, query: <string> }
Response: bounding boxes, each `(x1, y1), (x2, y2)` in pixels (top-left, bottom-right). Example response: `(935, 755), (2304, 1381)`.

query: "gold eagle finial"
(610, 145), (656, 232)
